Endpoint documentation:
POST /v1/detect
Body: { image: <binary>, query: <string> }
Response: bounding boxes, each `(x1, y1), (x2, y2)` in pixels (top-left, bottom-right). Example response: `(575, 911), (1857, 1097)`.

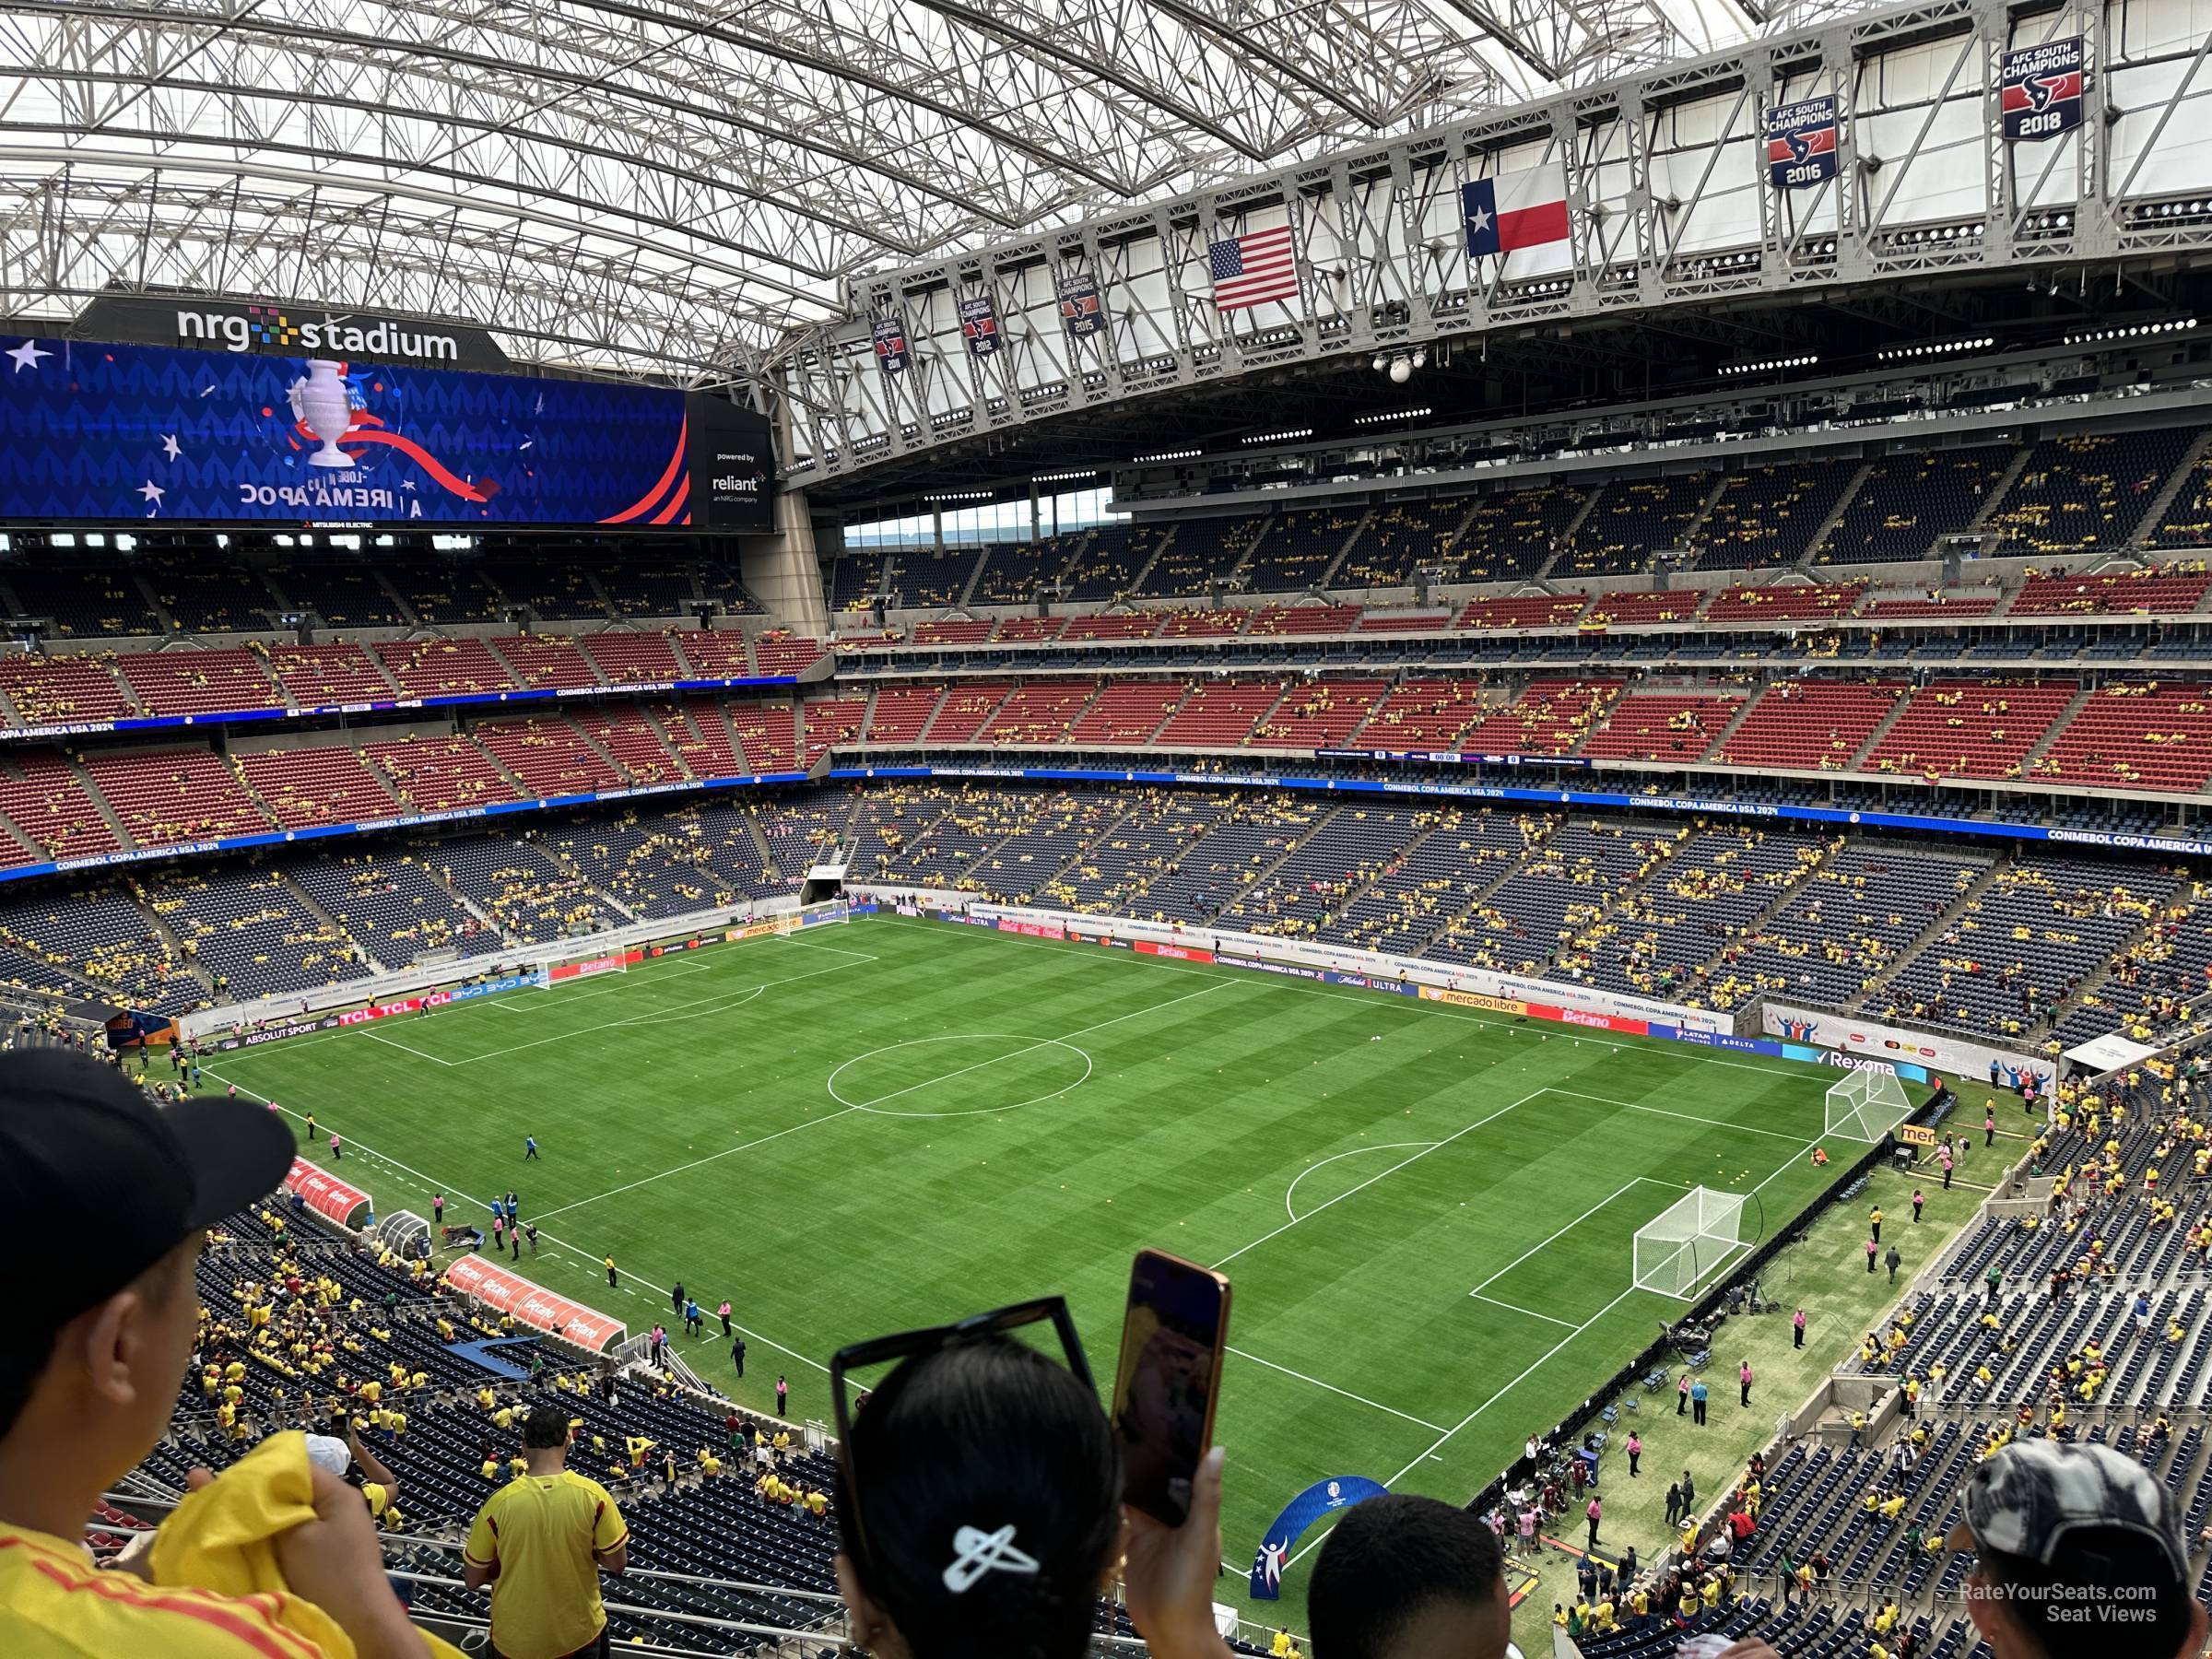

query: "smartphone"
(1111, 1248), (1230, 1525)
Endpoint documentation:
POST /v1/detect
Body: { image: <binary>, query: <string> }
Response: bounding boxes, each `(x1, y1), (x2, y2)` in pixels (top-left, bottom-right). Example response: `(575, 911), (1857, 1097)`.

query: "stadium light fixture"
(2063, 316), (2196, 346)
(1351, 407), (1433, 427)
(1721, 353), (1819, 376)
(1241, 428), (1314, 446)
(1033, 469), (1100, 484)
(1876, 335), (1996, 361)
(1133, 447), (1201, 464)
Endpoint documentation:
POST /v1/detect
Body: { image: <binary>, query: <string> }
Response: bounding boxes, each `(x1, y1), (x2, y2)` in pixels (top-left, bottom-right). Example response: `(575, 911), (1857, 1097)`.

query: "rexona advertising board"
(0, 333), (773, 530)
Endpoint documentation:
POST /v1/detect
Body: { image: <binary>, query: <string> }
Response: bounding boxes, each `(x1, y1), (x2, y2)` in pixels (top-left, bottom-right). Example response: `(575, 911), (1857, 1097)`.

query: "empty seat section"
(753, 635), (826, 676)
(675, 631), (756, 677)
(0, 886), (197, 1012)
(371, 638), (517, 698)
(1559, 474), (1713, 577)
(1336, 497), (1469, 588)
(260, 641), (395, 705)
(1578, 690), (1742, 760)
(911, 619), (995, 645)
(863, 685), (944, 743)
(1718, 682), (1904, 771)
(994, 615), (1066, 642)
(1459, 679), (1620, 755)
(570, 709), (688, 782)
(1705, 582), (1865, 623)
(0, 753), (120, 859)
(482, 560), (606, 621)
(380, 559), (505, 624)
(1863, 680), (2077, 781)
(596, 564), (699, 618)
(1983, 428), (2199, 554)
(972, 539), (1077, 604)
(2034, 682), (2212, 792)
(1729, 844), (1986, 1007)
(1350, 679), (1488, 749)
(1455, 594), (1590, 629)
(1062, 611), (1163, 642)
(439, 838), (618, 940)
(1035, 792), (1228, 912)
(237, 747), (400, 828)
(491, 634), (598, 690)
(360, 736), (521, 812)
(1695, 459), (1863, 571)
(1249, 678), (1389, 748)
(1861, 590), (2002, 618)
(830, 549), (893, 611)
(1319, 807), (1537, 954)
(1156, 608), (1249, 639)
(581, 631), (685, 685)
(155, 869), (365, 1001)
(265, 560), (408, 628)
(1219, 805), (1421, 937)
(1447, 483), (1587, 582)
(656, 704), (745, 778)
(2008, 566), (2212, 617)
(475, 716), (626, 795)
(1242, 505), (1362, 594)
(1816, 446), (2014, 565)
(1064, 525), (1168, 601)
(1136, 516), (1263, 598)
(83, 749), (272, 845)
(980, 683), (1096, 745)
(10, 564), (162, 637)
(293, 853), (502, 964)
(889, 547), (981, 608)
(0, 654), (134, 725)
(920, 683), (1011, 742)
(117, 648), (282, 715)
(1250, 604), (1360, 636)
(799, 698), (868, 766)
(1585, 590), (1703, 626)
(1157, 681), (1285, 746)
(1126, 794), (1324, 921)
(1069, 682), (1185, 745)
(143, 560), (280, 634)
(727, 704), (799, 771)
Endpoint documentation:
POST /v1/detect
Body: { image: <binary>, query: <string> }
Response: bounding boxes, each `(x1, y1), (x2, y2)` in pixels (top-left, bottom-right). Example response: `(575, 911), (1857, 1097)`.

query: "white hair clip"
(943, 1523), (1041, 1594)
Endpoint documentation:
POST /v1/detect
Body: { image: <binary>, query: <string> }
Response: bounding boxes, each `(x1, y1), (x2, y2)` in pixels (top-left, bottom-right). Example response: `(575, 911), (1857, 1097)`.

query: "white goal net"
(1825, 1067), (1912, 1144)
(1632, 1187), (1750, 1301)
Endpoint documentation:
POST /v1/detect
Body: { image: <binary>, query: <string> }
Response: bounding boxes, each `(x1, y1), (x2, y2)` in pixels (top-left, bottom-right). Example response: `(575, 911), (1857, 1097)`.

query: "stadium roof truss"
(780, 0), (2212, 483)
(0, 0), (1850, 382)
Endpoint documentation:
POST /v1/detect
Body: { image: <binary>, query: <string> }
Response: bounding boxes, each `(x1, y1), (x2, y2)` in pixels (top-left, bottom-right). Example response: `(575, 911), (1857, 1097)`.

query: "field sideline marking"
(199, 1068), (833, 1378)
(1466, 1176), (1677, 1299)
(362, 1031), (453, 1066)
(862, 914), (1819, 1082)
(1225, 1347), (1448, 1432)
(529, 1108), (862, 1224)
(1542, 1088), (1818, 1145)
(1210, 1089), (1548, 1272)
(1468, 1293), (1576, 1328)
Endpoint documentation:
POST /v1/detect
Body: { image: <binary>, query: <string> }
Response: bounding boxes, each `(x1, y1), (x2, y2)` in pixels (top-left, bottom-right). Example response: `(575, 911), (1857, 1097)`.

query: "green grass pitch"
(206, 913), (1854, 1618)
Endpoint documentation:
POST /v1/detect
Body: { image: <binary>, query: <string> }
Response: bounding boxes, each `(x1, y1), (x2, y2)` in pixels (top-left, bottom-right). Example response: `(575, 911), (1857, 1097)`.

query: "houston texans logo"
(2027, 73), (2068, 111)
(1784, 128), (1813, 163)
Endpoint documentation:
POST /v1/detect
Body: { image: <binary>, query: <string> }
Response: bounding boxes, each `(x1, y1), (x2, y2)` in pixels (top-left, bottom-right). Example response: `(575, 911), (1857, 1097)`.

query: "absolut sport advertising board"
(0, 332), (773, 531)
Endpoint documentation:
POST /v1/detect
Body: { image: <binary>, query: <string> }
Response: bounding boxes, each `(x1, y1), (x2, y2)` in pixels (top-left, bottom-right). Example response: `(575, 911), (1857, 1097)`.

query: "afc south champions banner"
(2001, 37), (2085, 141)
(1249, 1476), (1389, 1599)
(1765, 97), (1839, 188)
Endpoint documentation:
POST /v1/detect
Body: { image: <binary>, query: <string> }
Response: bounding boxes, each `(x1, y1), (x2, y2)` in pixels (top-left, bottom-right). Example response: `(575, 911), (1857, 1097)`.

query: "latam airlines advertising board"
(0, 333), (774, 530)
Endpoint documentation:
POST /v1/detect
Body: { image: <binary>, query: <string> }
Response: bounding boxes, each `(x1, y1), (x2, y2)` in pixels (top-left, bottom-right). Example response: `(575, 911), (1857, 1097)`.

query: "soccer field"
(208, 912), (1848, 1610)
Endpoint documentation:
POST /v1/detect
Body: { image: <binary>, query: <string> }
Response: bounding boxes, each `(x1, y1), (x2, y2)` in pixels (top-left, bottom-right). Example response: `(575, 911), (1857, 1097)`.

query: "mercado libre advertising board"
(0, 332), (773, 530)
(443, 1254), (628, 1352)
(1900, 1124), (1939, 1147)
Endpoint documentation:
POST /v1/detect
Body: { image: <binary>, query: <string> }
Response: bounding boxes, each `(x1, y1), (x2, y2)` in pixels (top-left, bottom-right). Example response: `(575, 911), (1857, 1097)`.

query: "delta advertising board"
(442, 1255), (627, 1353)
(1760, 1003), (2052, 1094)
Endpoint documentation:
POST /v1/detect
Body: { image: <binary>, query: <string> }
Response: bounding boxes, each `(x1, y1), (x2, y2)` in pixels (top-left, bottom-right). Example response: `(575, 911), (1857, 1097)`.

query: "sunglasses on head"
(830, 1296), (1092, 1581)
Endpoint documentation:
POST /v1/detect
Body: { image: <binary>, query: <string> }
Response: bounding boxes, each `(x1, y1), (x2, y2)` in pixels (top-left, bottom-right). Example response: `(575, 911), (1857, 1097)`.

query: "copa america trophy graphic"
(287, 359), (357, 467)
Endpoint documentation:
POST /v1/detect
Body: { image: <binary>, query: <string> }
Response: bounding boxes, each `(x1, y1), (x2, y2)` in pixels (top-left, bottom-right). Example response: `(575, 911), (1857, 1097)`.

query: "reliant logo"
(175, 304), (459, 363)
(714, 476), (762, 493)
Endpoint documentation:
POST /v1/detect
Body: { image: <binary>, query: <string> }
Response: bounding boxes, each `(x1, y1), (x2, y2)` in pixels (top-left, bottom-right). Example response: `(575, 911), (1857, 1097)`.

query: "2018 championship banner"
(0, 332), (773, 529)
(2000, 37), (2085, 141)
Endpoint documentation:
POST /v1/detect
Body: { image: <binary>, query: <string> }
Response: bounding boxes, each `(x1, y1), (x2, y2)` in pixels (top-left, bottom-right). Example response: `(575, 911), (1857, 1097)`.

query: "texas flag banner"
(1462, 170), (1571, 258)
(2000, 36), (2085, 142)
(1765, 97), (1840, 189)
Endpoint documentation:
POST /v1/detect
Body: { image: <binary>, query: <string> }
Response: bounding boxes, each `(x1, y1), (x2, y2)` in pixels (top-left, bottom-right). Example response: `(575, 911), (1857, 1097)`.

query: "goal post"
(1825, 1067), (1912, 1145)
(1632, 1186), (1751, 1301)
(534, 947), (632, 989)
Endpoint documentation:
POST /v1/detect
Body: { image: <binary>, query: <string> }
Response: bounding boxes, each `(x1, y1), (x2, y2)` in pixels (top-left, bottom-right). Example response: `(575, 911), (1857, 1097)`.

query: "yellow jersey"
(464, 1470), (628, 1659)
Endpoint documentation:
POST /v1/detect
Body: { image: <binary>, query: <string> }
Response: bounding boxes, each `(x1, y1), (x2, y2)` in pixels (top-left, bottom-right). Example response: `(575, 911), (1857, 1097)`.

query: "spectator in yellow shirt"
(0, 1048), (420, 1659)
(465, 1405), (629, 1659)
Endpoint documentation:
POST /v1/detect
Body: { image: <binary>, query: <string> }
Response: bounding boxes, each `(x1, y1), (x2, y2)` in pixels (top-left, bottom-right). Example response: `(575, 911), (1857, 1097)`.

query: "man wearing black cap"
(0, 1049), (430, 1659)
(1950, 1439), (2207, 1659)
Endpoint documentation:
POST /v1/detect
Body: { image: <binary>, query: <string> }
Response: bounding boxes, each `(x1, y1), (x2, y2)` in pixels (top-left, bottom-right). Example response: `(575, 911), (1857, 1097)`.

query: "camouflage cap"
(1947, 1439), (2187, 1580)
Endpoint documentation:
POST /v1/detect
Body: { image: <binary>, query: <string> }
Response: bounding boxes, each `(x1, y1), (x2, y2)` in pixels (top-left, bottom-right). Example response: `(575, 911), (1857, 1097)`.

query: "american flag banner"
(1207, 225), (1299, 312)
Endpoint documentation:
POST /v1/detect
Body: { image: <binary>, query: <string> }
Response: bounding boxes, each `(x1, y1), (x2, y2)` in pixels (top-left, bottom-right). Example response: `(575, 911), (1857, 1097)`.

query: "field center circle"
(827, 1033), (1093, 1117)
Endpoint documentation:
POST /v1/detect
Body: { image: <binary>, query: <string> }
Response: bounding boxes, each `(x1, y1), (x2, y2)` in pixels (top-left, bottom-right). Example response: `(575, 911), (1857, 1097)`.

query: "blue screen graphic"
(0, 335), (694, 526)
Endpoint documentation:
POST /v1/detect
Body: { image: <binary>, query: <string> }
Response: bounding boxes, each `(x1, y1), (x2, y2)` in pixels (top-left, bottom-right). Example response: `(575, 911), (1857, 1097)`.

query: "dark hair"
(0, 1333), (55, 1440)
(2, 1240), (190, 1439)
(833, 1336), (1120, 1659)
(523, 1405), (571, 1450)
(1309, 1494), (1503, 1659)
(1976, 1538), (2197, 1659)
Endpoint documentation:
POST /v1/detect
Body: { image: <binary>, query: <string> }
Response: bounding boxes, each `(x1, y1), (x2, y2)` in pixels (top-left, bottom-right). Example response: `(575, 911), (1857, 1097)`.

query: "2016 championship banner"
(0, 334), (774, 529)
(1765, 97), (1839, 188)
